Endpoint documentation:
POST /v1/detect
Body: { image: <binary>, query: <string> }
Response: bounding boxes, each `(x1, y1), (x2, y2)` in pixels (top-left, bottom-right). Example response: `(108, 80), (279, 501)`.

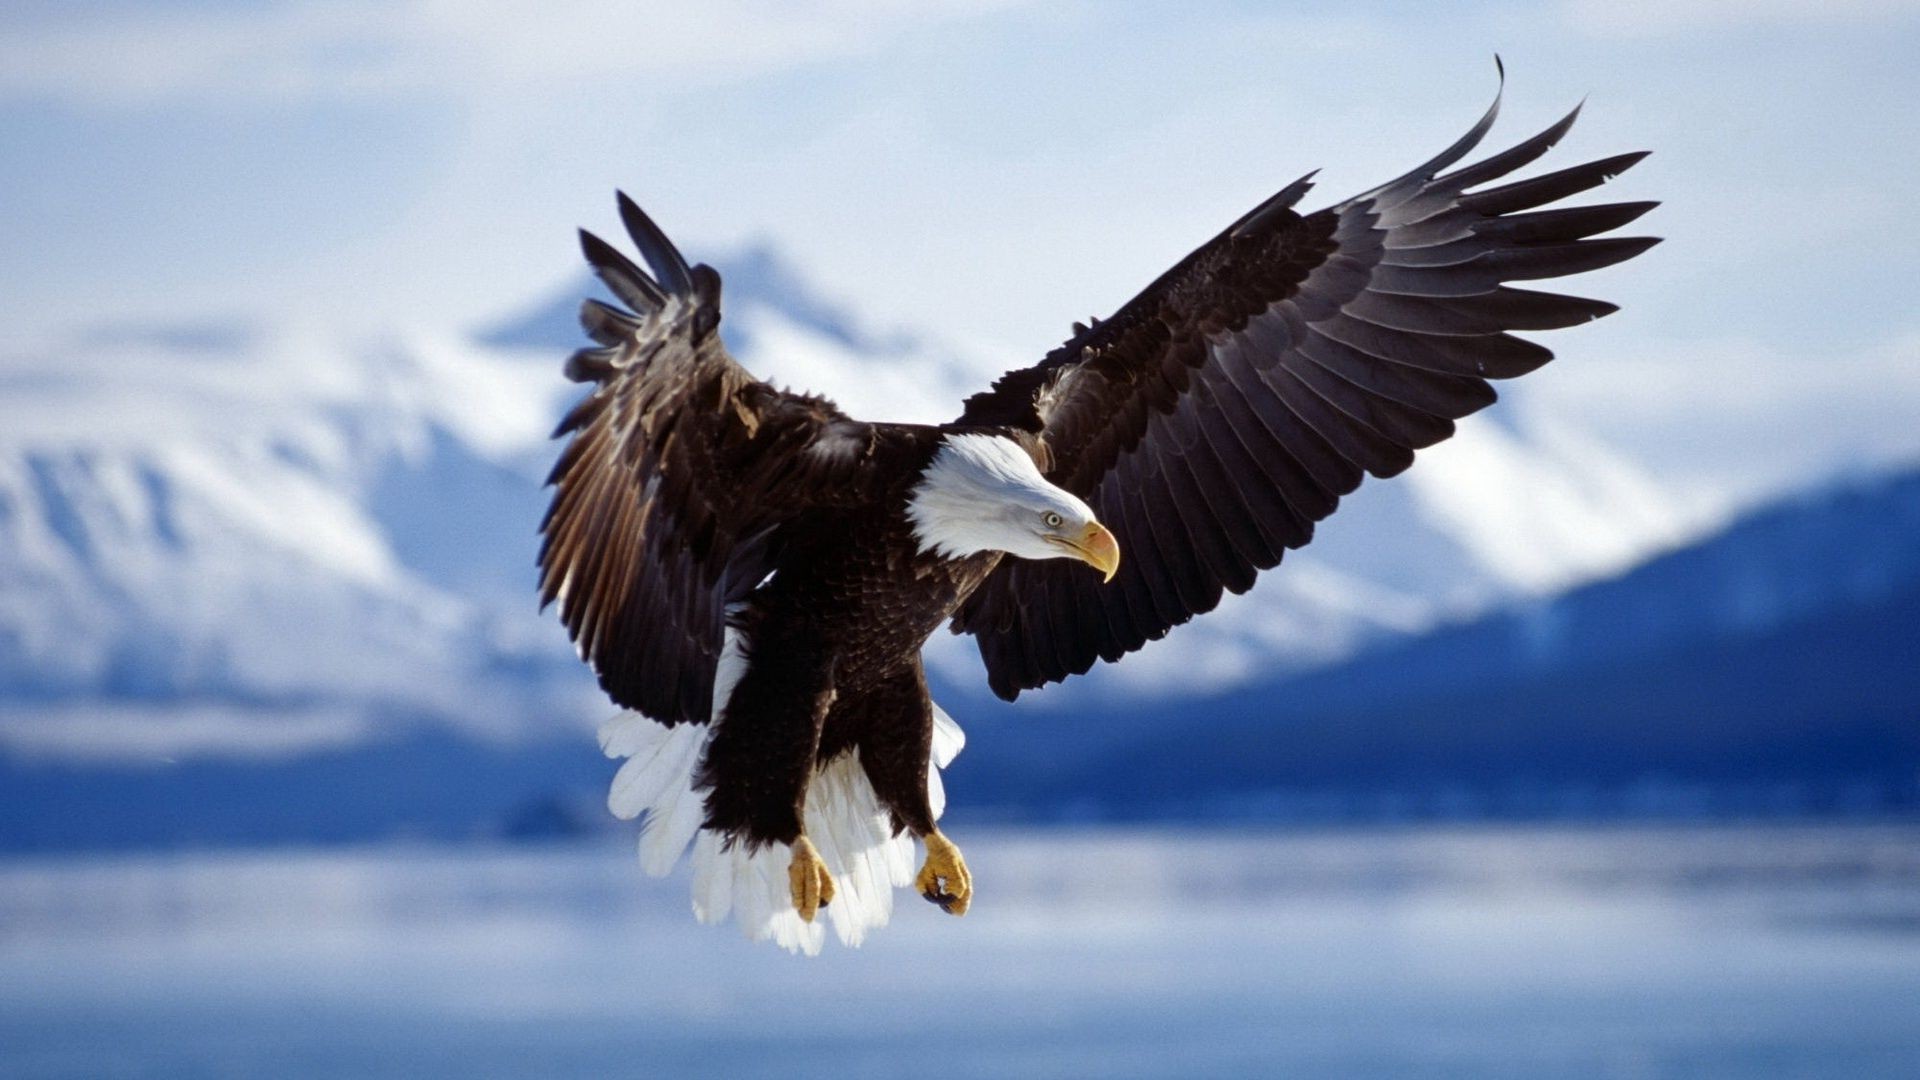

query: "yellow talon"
(915, 830), (973, 916)
(787, 836), (836, 922)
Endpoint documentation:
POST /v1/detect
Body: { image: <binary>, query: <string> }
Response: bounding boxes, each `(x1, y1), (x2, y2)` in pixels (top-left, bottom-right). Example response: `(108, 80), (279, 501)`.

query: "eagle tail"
(598, 630), (966, 955)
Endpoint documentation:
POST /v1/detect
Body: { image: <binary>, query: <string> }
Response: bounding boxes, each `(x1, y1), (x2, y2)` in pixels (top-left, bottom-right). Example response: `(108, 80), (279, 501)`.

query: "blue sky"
(3, 0), (1918, 505)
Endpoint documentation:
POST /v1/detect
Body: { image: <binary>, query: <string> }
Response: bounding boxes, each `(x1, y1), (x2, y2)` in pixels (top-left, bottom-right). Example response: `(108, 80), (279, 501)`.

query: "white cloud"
(1563, 0), (1920, 37)
(0, 0), (1030, 108)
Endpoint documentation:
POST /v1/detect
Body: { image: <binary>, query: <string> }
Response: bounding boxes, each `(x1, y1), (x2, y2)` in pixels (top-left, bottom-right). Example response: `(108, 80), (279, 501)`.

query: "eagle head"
(907, 433), (1120, 580)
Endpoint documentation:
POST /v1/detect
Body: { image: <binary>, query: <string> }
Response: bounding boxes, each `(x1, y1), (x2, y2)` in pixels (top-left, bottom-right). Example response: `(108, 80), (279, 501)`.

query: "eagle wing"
(951, 75), (1660, 700)
(541, 195), (886, 725)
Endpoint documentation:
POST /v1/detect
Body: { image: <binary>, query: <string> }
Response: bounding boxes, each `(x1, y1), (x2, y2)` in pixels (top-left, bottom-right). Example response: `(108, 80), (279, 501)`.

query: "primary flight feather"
(540, 68), (1658, 954)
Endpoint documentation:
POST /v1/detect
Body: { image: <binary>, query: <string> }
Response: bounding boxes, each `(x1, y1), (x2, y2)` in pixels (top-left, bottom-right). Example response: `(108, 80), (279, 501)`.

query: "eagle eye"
(1043, 511), (1063, 528)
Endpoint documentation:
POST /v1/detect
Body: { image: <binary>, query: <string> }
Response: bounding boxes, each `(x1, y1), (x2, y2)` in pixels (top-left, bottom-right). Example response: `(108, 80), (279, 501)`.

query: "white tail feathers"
(597, 635), (966, 955)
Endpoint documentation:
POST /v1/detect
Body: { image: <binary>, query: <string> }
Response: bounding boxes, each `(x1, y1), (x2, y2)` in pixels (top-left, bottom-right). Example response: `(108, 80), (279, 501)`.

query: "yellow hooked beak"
(1049, 520), (1121, 582)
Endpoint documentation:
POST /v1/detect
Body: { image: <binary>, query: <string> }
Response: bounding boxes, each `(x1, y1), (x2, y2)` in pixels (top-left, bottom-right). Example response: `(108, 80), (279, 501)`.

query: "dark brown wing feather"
(952, 76), (1660, 700)
(542, 194), (887, 724)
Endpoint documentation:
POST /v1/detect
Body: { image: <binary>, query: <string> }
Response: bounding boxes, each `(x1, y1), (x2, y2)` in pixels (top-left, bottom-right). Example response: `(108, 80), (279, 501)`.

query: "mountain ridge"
(974, 466), (1920, 820)
(1, 243), (1695, 767)
(4, 461), (1910, 851)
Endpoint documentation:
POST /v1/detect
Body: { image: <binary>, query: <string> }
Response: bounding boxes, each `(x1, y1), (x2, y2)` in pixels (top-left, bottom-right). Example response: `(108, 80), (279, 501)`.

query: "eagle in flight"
(540, 69), (1657, 954)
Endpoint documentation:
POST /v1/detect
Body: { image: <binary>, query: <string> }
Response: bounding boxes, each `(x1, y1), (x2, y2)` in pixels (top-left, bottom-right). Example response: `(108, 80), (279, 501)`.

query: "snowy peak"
(709, 242), (898, 355)
(1398, 403), (1701, 598)
(484, 241), (881, 355)
(483, 242), (988, 426)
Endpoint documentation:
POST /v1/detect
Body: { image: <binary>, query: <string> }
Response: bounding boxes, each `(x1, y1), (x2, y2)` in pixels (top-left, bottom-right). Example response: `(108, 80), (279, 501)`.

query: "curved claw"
(788, 836), (836, 923)
(914, 830), (973, 916)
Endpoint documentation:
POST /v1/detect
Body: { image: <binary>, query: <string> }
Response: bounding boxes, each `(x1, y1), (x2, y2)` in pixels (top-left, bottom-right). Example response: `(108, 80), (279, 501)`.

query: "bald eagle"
(540, 73), (1657, 953)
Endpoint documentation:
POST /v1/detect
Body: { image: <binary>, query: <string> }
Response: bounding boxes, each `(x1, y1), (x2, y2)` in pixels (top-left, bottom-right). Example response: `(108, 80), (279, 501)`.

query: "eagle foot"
(787, 836), (836, 922)
(915, 830), (972, 916)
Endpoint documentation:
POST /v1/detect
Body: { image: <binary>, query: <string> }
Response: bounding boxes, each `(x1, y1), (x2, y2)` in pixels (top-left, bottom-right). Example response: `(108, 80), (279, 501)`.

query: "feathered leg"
(695, 623), (838, 921)
(850, 660), (974, 916)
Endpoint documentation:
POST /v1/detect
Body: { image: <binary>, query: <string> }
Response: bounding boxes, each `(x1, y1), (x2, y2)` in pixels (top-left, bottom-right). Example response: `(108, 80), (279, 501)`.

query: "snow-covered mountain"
(1014, 406), (1696, 700)
(7, 460), (1909, 852)
(0, 321), (588, 761)
(0, 245), (1697, 763)
(997, 465), (1920, 822)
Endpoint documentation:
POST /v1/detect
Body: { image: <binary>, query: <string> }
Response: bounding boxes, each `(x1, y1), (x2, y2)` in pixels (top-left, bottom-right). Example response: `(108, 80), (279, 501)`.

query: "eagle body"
(540, 68), (1660, 953)
(693, 429), (1008, 849)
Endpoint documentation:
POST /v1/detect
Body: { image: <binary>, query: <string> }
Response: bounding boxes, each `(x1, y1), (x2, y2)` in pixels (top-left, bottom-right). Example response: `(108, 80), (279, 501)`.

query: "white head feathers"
(907, 434), (1099, 561)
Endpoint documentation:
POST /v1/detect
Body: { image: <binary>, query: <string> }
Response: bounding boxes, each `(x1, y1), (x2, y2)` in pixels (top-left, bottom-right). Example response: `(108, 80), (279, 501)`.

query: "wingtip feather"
(579, 227), (667, 310)
(1343, 60), (1505, 211)
(616, 191), (696, 296)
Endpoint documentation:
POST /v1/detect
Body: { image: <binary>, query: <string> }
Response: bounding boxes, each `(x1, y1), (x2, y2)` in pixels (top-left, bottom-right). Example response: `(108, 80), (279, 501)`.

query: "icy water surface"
(2, 824), (1918, 1078)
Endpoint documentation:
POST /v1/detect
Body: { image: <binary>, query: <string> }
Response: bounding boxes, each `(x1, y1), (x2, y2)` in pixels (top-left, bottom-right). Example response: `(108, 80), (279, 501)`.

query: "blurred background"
(2, 2), (1917, 1076)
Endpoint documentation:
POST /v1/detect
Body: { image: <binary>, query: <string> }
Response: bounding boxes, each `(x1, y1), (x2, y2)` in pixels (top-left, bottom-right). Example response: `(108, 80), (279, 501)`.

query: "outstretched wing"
(541, 194), (885, 725)
(952, 72), (1659, 700)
